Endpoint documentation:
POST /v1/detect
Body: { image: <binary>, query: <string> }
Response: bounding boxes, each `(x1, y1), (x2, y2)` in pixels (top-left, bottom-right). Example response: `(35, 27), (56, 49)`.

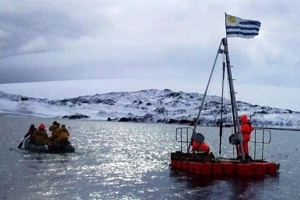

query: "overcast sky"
(1, 1), (300, 110)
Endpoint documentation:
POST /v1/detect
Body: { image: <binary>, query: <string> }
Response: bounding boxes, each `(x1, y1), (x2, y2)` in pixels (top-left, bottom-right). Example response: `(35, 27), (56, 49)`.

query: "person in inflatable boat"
(48, 122), (61, 144)
(49, 121), (60, 136)
(49, 124), (70, 146)
(237, 114), (254, 160)
(24, 124), (37, 143)
(32, 123), (49, 145)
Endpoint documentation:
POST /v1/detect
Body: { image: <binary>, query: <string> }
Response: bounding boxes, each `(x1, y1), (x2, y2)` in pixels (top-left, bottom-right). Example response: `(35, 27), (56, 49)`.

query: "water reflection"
(169, 169), (279, 200)
(0, 117), (298, 199)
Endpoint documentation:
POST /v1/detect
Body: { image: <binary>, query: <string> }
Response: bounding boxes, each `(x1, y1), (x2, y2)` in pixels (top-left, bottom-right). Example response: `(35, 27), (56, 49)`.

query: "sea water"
(0, 117), (299, 200)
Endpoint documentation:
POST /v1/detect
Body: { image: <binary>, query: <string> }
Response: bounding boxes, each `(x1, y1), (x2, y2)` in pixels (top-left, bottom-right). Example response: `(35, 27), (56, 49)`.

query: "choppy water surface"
(1, 117), (299, 200)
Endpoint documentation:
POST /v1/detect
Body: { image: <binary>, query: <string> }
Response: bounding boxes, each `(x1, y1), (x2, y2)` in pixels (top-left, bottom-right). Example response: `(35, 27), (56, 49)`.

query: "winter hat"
(39, 123), (46, 130)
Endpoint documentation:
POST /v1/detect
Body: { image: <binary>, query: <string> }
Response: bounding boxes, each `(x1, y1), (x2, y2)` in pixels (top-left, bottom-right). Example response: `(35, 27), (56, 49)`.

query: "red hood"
(240, 115), (249, 124)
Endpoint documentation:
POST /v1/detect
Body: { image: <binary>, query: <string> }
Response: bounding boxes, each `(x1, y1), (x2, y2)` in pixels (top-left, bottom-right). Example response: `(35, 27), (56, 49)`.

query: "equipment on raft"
(24, 138), (75, 153)
(169, 37), (280, 178)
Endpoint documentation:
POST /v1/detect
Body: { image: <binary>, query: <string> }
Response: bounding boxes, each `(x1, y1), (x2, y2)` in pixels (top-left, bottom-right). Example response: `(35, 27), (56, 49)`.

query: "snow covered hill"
(1, 89), (300, 128)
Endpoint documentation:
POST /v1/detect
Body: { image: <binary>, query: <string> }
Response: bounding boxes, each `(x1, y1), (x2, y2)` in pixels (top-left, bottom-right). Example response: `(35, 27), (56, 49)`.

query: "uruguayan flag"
(225, 13), (261, 39)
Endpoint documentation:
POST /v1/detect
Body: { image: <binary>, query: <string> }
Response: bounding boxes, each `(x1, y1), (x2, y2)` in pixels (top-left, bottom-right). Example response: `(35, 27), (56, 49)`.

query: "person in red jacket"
(238, 114), (254, 160)
(191, 140), (211, 153)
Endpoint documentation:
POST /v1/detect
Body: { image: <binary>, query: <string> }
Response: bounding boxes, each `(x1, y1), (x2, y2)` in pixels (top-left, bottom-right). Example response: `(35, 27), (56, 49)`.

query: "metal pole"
(222, 38), (245, 161)
(188, 39), (223, 151)
(219, 59), (226, 155)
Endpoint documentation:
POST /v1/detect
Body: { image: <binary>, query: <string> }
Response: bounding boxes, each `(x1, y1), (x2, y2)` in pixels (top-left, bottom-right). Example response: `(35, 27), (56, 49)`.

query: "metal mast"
(222, 38), (245, 160)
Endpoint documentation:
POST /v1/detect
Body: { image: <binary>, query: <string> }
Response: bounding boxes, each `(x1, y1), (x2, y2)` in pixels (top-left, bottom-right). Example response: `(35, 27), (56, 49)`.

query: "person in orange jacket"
(49, 121), (60, 136)
(49, 124), (70, 146)
(31, 123), (49, 145)
(238, 114), (254, 159)
(55, 124), (70, 145)
(191, 140), (211, 153)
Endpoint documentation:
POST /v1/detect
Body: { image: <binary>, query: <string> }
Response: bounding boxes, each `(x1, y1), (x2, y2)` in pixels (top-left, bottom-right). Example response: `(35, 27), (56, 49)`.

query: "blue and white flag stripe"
(225, 13), (261, 39)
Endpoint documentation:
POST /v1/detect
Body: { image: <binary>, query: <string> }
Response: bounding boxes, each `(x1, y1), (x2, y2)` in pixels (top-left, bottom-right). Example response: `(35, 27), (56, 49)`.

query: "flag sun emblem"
(228, 16), (236, 23)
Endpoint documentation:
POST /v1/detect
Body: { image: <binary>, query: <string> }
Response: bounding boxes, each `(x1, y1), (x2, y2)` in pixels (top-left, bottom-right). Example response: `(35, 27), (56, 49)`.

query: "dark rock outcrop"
(62, 114), (90, 119)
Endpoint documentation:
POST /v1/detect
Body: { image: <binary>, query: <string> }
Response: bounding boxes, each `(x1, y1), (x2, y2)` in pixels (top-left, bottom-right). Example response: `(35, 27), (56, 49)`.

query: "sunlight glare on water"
(0, 117), (300, 199)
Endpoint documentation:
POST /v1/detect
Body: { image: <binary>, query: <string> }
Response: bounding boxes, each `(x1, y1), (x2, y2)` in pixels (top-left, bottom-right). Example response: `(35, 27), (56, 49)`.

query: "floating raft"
(170, 152), (279, 178)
